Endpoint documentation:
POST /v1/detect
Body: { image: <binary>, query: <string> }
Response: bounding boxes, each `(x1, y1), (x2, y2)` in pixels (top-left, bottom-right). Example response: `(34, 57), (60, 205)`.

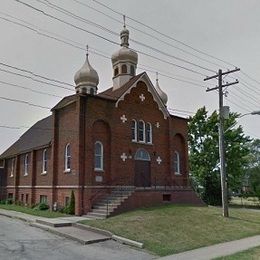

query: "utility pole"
(204, 68), (240, 218)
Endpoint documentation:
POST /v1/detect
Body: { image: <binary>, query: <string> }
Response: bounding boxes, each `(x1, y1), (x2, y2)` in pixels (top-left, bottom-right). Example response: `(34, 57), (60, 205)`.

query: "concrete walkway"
(160, 235), (260, 260)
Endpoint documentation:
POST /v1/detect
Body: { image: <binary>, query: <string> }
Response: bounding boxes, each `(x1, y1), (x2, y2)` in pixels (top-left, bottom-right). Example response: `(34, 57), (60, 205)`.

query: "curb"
(0, 211), (32, 223)
(75, 223), (144, 249)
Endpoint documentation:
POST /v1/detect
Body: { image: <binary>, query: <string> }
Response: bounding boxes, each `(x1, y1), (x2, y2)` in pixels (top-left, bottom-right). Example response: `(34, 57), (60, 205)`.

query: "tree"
(188, 107), (251, 205)
(65, 190), (75, 215)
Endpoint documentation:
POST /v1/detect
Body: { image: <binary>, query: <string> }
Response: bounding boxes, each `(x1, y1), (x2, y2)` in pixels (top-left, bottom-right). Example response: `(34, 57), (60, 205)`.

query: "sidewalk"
(160, 235), (260, 260)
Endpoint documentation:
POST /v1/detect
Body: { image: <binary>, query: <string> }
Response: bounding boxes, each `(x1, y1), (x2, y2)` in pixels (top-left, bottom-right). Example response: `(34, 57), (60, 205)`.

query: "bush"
(5, 198), (13, 205)
(33, 202), (49, 211)
(64, 191), (75, 215)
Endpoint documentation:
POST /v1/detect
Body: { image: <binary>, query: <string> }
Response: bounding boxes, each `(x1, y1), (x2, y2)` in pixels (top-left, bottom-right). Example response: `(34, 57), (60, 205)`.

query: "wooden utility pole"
(204, 68), (240, 218)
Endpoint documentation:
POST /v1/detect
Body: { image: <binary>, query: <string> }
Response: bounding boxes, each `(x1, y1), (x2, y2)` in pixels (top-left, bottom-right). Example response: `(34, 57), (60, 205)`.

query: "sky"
(0, 0), (260, 154)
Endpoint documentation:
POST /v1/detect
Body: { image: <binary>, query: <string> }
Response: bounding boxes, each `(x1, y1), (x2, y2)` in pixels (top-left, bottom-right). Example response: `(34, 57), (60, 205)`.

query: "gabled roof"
(51, 94), (77, 111)
(98, 72), (145, 100)
(0, 115), (53, 159)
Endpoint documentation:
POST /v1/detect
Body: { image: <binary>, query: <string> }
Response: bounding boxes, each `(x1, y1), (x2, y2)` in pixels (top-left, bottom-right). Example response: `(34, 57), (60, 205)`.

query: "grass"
(215, 246), (260, 259)
(80, 205), (260, 256)
(230, 196), (260, 208)
(0, 204), (68, 218)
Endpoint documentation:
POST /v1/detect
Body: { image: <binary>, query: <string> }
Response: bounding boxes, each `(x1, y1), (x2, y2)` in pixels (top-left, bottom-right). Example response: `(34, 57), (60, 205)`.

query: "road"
(0, 216), (155, 260)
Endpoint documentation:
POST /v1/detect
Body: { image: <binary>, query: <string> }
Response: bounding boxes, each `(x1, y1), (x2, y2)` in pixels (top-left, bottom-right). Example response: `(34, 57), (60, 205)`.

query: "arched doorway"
(134, 149), (151, 187)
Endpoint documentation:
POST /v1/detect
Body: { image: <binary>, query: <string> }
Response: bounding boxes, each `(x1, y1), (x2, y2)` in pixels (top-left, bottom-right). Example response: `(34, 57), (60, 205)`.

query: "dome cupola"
(155, 73), (168, 105)
(74, 49), (99, 95)
(111, 17), (138, 90)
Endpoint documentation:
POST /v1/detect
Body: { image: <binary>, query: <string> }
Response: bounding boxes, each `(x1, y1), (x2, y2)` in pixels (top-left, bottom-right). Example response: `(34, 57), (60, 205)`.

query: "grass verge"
(215, 246), (260, 259)
(0, 204), (67, 218)
(80, 205), (260, 256)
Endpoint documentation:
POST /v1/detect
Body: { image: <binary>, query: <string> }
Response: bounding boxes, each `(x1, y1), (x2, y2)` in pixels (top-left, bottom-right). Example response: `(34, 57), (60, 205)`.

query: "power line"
(92, 0), (236, 68)
(13, 0), (208, 76)
(0, 80), (62, 98)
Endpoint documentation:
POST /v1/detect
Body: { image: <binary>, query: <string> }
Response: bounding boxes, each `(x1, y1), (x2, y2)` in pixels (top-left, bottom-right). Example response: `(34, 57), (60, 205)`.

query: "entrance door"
(134, 149), (151, 187)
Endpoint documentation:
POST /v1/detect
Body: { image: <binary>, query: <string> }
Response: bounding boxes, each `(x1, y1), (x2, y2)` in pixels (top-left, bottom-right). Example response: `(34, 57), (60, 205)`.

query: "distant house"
(0, 26), (202, 217)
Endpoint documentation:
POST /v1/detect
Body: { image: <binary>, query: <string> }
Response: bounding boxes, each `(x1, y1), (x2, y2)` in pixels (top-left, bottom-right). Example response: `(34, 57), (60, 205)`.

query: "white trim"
(24, 154), (29, 176)
(131, 119), (137, 142)
(94, 141), (104, 171)
(64, 143), (71, 171)
(146, 122), (152, 144)
(138, 120), (145, 143)
(42, 149), (47, 174)
(174, 151), (181, 175)
(115, 72), (169, 119)
(10, 158), (15, 177)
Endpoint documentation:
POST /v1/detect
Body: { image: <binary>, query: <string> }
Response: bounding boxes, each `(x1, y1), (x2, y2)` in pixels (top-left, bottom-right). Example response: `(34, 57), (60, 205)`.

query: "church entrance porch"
(134, 149), (151, 187)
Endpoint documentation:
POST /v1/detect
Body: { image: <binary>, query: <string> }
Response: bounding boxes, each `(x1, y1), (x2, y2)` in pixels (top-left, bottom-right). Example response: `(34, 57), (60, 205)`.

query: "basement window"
(163, 194), (171, 202)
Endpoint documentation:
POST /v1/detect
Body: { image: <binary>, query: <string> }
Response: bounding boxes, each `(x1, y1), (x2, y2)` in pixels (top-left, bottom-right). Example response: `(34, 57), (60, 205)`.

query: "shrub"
(33, 202), (49, 211)
(64, 191), (75, 215)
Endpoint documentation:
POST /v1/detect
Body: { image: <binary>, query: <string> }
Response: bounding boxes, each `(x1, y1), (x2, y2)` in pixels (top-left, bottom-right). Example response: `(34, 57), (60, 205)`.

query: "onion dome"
(155, 74), (168, 105)
(74, 53), (99, 94)
(111, 27), (138, 66)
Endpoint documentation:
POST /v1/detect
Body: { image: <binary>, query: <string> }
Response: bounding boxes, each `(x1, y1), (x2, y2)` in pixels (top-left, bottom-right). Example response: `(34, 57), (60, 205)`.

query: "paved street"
(0, 216), (155, 260)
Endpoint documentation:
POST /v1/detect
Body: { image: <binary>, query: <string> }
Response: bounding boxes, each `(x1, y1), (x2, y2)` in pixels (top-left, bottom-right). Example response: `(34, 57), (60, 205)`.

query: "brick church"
(0, 26), (202, 217)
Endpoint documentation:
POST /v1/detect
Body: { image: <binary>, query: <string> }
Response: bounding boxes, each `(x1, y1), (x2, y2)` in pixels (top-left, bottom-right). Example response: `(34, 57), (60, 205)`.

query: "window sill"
(132, 141), (153, 145)
(174, 172), (182, 175)
(10, 175), (14, 178)
(24, 174), (28, 177)
(41, 172), (47, 175)
(64, 169), (71, 173)
(94, 168), (104, 172)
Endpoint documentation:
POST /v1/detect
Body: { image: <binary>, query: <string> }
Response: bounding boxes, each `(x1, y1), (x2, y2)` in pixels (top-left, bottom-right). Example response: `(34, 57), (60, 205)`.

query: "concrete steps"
(86, 187), (135, 219)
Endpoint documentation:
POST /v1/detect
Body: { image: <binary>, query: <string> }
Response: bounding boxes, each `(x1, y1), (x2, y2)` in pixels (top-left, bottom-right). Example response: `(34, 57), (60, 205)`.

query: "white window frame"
(146, 122), (152, 144)
(40, 195), (47, 204)
(64, 143), (71, 172)
(174, 151), (181, 175)
(24, 154), (29, 176)
(131, 119), (137, 142)
(94, 141), (104, 171)
(42, 149), (47, 174)
(10, 158), (15, 177)
(138, 120), (145, 143)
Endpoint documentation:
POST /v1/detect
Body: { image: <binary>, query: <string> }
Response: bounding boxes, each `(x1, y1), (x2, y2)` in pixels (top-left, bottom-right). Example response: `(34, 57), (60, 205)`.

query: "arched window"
(95, 141), (103, 171)
(10, 158), (15, 177)
(138, 120), (145, 142)
(131, 120), (137, 142)
(24, 154), (29, 176)
(42, 149), (47, 174)
(90, 88), (95, 95)
(114, 67), (119, 77)
(121, 64), (127, 73)
(130, 65), (135, 75)
(146, 123), (152, 144)
(65, 144), (71, 172)
(134, 149), (150, 161)
(173, 151), (180, 174)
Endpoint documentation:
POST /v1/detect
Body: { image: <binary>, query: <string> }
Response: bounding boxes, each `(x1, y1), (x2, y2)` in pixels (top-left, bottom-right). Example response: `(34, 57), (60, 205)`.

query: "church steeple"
(155, 72), (168, 105)
(111, 16), (138, 90)
(74, 46), (99, 95)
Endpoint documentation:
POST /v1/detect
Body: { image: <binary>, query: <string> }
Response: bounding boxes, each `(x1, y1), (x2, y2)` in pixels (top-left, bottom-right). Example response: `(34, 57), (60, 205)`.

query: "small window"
(95, 141), (103, 171)
(173, 151), (181, 174)
(40, 195), (47, 204)
(24, 154), (29, 176)
(114, 67), (119, 77)
(25, 194), (29, 204)
(8, 193), (13, 199)
(130, 65), (135, 75)
(121, 64), (127, 73)
(21, 194), (24, 202)
(90, 88), (95, 95)
(42, 149), (47, 174)
(131, 120), (137, 142)
(146, 123), (152, 144)
(10, 158), (15, 177)
(138, 120), (145, 142)
(134, 149), (150, 161)
(65, 143), (71, 172)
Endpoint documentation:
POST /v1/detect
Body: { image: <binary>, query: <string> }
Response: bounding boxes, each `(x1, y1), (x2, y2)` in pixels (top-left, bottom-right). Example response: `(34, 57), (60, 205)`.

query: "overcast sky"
(0, 0), (260, 154)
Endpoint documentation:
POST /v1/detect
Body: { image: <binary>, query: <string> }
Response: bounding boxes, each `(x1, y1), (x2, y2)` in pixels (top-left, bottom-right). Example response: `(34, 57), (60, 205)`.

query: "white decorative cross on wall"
(120, 115), (127, 123)
(139, 94), (145, 102)
(157, 156), (162, 165)
(120, 153), (127, 162)
(156, 122), (160, 128)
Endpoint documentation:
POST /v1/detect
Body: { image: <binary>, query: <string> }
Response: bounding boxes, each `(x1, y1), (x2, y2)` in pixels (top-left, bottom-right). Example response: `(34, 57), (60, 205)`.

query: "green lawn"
(0, 204), (68, 218)
(230, 197), (260, 208)
(80, 205), (260, 256)
(215, 246), (260, 259)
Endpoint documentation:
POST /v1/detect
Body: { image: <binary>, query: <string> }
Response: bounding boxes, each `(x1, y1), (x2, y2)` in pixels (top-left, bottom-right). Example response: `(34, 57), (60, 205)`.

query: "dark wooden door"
(134, 160), (151, 187)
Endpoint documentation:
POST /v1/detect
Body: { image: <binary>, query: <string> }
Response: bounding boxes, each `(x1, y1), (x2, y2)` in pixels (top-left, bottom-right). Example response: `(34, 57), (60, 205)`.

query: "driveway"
(0, 216), (155, 260)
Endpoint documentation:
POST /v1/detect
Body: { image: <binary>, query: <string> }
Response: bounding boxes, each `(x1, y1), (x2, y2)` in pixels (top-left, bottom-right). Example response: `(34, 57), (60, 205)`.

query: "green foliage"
(33, 202), (49, 211)
(188, 107), (251, 205)
(64, 190), (75, 215)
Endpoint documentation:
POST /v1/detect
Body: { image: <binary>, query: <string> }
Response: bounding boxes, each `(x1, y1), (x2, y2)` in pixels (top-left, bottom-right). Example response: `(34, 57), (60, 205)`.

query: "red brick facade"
(1, 73), (203, 215)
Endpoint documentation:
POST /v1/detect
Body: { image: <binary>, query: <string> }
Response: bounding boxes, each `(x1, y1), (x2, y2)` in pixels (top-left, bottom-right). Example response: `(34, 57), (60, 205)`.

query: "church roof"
(51, 94), (77, 111)
(0, 115), (53, 159)
(98, 72), (145, 100)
